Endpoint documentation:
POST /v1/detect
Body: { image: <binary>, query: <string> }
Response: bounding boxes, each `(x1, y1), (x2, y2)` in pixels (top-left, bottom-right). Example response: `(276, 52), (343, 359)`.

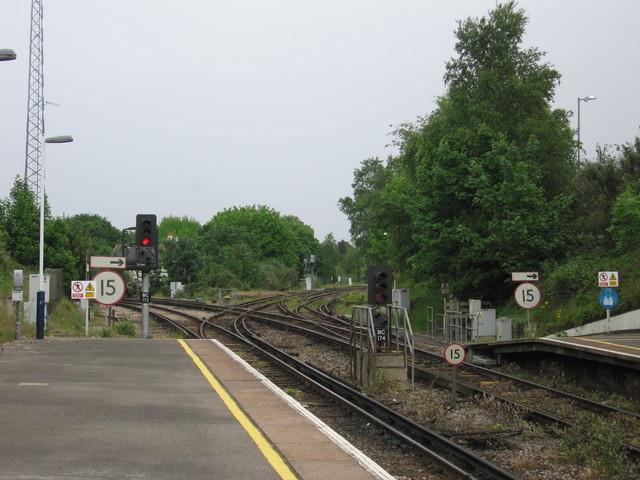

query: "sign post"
(141, 272), (150, 338)
(513, 281), (541, 332)
(598, 272), (619, 333)
(71, 280), (97, 337)
(73, 267), (127, 337)
(444, 343), (466, 404)
(13, 270), (23, 340)
(92, 270), (126, 306)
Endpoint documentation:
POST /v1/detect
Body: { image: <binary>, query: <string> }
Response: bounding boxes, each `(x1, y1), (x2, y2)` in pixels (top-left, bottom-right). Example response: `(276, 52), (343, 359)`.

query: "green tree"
(338, 157), (406, 265)
(571, 148), (624, 251)
(45, 218), (80, 283)
(282, 215), (321, 274)
(158, 216), (201, 241)
(441, 1), (574, 196)
(608, 189), (640, 252)
(200, 206), (318, 288)
(0, 177), (79, 284)
(163, 236), (202, 283)
(64, 213), (121, 257)
(339, 241), (364, 282)
(204, 242), (259, 288)
(0, 177), (40, 265)
(317, 234), (339, 281)
(409, 126), (573, 298)
(342, 3), (577, 300)
(258, 260), (298, 290)
(619, 136), (640, 190)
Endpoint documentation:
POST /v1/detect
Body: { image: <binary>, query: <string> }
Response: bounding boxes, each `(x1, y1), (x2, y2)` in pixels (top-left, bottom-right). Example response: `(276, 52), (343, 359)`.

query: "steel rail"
(235, 315), (519, 480)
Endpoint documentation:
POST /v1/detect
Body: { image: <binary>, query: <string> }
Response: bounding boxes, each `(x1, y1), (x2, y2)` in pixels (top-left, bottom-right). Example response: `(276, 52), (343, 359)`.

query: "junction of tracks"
(2, 290), (639, 479)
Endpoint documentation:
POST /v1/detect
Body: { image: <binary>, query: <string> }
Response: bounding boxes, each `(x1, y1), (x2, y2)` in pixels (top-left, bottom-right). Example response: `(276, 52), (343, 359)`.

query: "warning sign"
(70, 280), (96, 299)
(598, 271), (619, 288)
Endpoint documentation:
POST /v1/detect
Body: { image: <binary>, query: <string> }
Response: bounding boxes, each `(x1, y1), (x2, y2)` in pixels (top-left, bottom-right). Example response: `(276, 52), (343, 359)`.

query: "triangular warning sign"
(85, 283), (95, 291)
(610, 273), (617, 281)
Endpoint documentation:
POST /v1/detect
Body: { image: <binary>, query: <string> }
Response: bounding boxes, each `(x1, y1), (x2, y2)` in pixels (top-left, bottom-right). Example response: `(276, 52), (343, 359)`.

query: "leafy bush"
(542, 256), (603, 304)
(48, 298), (85, 335)
(560, 412), (627, 479)
(114, 318), (137, 337)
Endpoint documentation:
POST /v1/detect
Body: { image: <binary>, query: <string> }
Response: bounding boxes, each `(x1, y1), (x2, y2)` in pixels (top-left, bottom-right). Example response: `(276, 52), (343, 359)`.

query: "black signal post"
(367, 265), (392, 306)
(135, 214), (157, 338)
(136, 214), (158, 271)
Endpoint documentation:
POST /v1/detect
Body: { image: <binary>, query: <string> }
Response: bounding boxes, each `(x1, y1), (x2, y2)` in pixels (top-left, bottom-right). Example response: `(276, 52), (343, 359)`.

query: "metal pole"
(577, 96), (596, 162)
(36, 291), (45, 339)
(451, 365), (458, 405)
(15, 302), (21, 340)
(85, 300), (89, 337)
(141, 272), (150, 338)
(85, 252), (90, 337)
(36, 137), (46, 339)
(577, 97), (581, 162)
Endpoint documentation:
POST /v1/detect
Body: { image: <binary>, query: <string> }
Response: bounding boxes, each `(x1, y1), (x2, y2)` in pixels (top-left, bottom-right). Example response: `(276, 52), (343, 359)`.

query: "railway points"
(0, 337), (391, 480)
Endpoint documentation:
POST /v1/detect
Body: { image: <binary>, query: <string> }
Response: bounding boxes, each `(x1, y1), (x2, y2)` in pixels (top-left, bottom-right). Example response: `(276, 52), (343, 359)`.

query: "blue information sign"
(599, 288), (618, 309)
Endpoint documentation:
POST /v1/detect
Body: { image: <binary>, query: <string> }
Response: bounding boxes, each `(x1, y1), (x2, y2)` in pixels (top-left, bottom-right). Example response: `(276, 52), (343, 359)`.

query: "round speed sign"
(92, 270), (126, 305)
(514, 282), (541, 310)
(444, 343), (466, 366)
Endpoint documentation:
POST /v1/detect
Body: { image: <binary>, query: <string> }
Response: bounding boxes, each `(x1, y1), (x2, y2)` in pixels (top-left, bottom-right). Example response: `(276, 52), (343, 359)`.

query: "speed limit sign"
(92, 270), (126, 305)
(514, 282), (541, 309)
(444, 343), (466, 366)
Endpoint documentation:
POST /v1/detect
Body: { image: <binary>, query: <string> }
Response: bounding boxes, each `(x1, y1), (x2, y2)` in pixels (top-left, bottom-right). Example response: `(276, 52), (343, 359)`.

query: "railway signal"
(367, 265), (392, 306)
(136, 214), (158, 271)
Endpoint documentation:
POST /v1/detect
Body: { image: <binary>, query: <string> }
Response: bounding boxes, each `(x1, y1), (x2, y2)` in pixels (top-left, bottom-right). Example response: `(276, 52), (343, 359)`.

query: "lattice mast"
(24, 0), (45, 203)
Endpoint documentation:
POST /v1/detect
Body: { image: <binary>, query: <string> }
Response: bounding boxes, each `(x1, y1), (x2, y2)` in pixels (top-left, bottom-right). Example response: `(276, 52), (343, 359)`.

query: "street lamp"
(36, 135), (74, 339)
(577, 95), (597, 162)
(0, 49), (17, 61)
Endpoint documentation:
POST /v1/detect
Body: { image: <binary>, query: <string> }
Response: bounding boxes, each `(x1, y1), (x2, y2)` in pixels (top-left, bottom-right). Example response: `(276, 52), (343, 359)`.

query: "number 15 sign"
(444, 343), (466, 365)
(514, 282), (541, 309)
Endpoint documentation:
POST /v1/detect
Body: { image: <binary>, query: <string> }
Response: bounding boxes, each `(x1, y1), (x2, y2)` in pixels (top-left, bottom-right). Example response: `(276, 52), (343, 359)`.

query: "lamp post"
(36, 135), (74, 339)
(577, 95), (597, 162)
(0, 49), (17, 61)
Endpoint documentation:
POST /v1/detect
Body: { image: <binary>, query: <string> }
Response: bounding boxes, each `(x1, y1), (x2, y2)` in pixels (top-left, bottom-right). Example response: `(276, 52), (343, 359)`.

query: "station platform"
(466, 333), (640, 399)
(0, 338), (393, 480)
(466, 333), (640, 366)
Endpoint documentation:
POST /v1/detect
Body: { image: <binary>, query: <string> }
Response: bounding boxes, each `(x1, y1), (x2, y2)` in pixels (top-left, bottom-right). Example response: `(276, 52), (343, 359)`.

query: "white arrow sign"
(512, 272), (539, 282)
(90, 256), (127, 269)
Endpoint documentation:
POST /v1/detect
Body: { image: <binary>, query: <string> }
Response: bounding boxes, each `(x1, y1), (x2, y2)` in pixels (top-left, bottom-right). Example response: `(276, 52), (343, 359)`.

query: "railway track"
(118, 295), (516, 479)
(245, 307), (640, 460)
(116, 294), (639, 479)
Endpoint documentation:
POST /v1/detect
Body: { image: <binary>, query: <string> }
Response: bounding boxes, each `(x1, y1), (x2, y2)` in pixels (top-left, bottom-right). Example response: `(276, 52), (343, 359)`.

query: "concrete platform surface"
(0, 338), (393, 480)
(0, 338), (282, 480)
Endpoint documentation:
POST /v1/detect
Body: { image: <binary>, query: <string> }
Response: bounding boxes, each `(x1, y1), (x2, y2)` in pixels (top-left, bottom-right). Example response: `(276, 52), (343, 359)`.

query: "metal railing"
(349, 305), (415, 386)
(388, 305), (415, 387)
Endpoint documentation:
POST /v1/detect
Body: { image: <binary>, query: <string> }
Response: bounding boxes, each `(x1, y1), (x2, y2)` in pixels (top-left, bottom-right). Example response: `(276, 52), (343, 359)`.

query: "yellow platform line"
(178, 339), (297, 480)
(578, 337), (640, 352)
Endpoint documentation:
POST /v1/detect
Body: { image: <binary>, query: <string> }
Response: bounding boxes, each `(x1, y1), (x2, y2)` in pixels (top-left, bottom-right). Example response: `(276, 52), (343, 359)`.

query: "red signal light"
(367, 265), (392, 306)
(141, 237), (150, 246)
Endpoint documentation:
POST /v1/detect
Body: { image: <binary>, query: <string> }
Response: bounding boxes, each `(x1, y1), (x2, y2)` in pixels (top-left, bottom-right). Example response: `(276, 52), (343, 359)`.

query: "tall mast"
(24, 0), (45, 204)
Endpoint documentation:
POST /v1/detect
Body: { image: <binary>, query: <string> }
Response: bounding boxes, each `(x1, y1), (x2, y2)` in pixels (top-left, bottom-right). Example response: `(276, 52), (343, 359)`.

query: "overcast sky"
(2, 1), (639, 243)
